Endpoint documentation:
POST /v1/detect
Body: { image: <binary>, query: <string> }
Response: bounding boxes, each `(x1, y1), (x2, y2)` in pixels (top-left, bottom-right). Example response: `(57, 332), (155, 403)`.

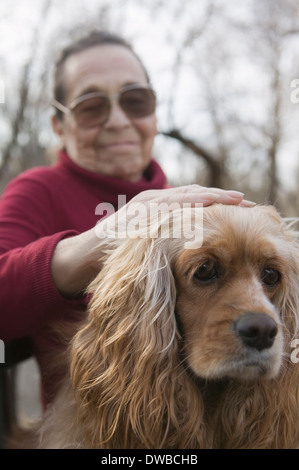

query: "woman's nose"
(103, 99), (131, 128)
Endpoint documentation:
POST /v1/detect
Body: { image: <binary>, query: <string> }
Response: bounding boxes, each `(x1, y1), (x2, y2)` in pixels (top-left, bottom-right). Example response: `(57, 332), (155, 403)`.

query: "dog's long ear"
(275, 232), (299, 448)
(70, 235), (204, 449)
(276, 218), (299, 344)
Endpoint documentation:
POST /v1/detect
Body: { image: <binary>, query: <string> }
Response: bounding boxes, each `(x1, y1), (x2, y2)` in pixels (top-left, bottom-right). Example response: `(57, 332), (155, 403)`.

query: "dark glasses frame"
(51, 84), (156, 128)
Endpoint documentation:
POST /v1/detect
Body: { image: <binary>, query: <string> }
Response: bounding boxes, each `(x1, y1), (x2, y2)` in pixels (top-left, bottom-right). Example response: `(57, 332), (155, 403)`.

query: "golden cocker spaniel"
(37, 204), (299, 449)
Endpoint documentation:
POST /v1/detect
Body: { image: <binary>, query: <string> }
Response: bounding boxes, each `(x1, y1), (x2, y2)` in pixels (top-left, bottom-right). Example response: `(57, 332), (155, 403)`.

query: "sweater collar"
(57, 150), (167, 205)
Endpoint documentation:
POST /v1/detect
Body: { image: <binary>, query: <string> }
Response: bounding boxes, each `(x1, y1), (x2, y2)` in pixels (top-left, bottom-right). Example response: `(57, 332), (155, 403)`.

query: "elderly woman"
(0, 31), (250, 406)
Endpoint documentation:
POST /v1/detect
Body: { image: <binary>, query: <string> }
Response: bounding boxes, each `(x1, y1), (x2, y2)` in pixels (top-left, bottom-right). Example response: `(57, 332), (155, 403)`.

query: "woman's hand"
(126, 185), (252, 206)
(51, 185), (254, 297)
(95, 185), (254, 238)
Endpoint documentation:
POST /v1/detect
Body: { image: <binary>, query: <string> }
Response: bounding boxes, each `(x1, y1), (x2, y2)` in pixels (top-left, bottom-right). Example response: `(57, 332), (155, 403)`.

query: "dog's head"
(71, 204), (299, 448)
(174, 204), (299, 381)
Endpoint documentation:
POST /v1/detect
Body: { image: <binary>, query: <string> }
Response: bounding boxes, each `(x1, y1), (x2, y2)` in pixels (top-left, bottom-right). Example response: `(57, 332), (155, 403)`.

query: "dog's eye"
(261, 268), (281, 287)
(193, 261), (218, 284)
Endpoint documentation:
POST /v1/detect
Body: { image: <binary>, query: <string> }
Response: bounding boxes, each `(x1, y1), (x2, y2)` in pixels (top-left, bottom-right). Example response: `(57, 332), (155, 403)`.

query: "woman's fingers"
(238, 199), (256, 207)
(131, 185), (253, 207)
(96, 185), (255, 240)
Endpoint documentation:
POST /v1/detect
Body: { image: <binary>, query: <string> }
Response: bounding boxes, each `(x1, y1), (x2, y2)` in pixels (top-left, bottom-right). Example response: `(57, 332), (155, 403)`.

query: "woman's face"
(52, 45), (157, 182)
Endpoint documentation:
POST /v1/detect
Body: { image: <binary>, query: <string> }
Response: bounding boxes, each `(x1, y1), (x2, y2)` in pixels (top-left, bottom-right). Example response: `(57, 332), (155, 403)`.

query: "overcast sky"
(1, 0), (299, 189)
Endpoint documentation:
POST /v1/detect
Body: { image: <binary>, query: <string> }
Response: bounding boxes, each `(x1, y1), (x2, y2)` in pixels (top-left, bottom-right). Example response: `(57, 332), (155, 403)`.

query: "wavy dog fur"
(37, 204), (299, 449)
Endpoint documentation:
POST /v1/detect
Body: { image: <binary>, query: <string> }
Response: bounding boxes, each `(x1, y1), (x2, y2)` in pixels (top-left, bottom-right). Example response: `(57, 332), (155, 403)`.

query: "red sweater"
(0, 150), (167, 403)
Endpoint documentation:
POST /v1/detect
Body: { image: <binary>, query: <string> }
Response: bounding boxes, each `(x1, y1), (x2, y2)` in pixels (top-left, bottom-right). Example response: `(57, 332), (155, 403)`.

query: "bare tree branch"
(161, 128), (225, 187)
(0, 0), (52, 180)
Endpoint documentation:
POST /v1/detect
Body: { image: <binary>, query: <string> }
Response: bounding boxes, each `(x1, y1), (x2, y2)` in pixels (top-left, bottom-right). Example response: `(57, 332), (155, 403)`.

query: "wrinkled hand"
(52, 185), (254, 297)
(123, 185), (253, 207)
(95, 185), (254, 239)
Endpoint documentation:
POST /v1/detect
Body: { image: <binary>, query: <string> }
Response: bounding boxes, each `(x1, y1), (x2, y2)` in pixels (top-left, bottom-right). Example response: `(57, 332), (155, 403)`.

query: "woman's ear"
(51, 114), (67, 149)
(51, 114), (64, 137)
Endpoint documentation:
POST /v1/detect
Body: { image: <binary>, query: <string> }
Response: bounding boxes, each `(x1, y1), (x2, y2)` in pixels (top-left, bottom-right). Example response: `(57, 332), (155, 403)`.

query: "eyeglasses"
(51, 84), (156, 129)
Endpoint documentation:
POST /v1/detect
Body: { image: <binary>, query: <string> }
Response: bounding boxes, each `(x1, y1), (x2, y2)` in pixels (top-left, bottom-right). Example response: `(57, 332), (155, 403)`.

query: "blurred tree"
(0, 0), (52, 186)
(1, 0), (299, 214)
(158, 0), (299, 206)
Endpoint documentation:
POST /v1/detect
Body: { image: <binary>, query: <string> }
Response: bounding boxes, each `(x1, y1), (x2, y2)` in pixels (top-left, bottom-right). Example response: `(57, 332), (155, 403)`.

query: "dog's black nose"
(235, 313), (278, 351)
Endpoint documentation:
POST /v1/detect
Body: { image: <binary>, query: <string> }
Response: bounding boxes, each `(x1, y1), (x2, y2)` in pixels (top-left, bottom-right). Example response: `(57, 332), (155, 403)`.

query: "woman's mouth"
(100, 141), (138, 151)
